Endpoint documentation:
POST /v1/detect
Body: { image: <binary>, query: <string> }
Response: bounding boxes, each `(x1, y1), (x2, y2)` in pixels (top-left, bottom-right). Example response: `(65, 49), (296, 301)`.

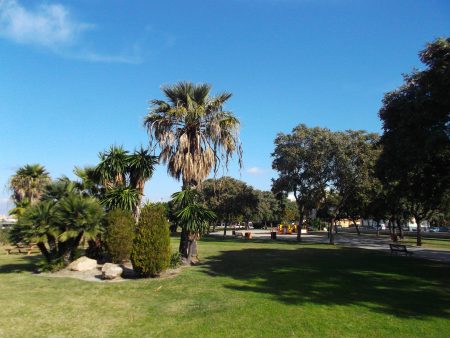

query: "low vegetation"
(0, 238), (449, 337)
(131, 204), (171, 277)
(104, 209), (135, 263)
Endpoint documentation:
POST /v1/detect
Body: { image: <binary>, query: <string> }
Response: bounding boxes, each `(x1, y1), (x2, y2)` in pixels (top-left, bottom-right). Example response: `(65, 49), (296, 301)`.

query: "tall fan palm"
(9, 164), (51, 205)
(145, 82), (242, 258)
(128, 147), (158, 219)
(144, 81), (242, 188)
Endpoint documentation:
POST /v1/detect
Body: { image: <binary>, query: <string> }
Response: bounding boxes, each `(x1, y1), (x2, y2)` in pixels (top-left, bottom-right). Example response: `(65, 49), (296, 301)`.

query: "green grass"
(1, 237), (449, 337)
(338, 231), (450, 250)
(399, 237), (450, 250)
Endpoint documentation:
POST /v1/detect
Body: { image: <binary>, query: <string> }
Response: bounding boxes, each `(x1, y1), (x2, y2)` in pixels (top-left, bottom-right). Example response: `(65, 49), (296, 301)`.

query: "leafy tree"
(328, 130), (380, 243)
(282, 199), (300, 224)
(131, 203), (171, 276)
(377, 37), (450, 246)
(253, 190), (280, 227)
(144, 82), (242, 257)
(272, 125), (334, 241)
(201, 177), (258, 234)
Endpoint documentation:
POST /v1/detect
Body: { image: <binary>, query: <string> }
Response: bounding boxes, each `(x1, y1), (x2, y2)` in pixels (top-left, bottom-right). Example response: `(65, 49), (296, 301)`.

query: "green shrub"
(169, 251), (183, 268)
(104, 209), (135, 263)
(37, 257), (66, 272)
(0, 228), (10, 245)
(131, 203), (170, 277)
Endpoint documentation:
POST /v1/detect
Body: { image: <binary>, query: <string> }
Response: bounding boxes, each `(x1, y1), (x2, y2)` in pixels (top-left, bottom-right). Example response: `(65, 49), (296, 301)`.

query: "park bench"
(4, 243), (37, 256)
(389, 244), (413, 256)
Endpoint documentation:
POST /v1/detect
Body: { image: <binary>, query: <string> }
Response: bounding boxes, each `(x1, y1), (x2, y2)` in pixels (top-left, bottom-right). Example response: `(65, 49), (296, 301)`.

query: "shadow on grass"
(0, 254), (40, 273)
(200, 246), (450, 319)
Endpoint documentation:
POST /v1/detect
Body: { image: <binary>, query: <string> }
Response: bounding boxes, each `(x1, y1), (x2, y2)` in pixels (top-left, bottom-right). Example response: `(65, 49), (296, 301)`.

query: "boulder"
(68, 256), (98, 272)
(102, 263), (123, 280)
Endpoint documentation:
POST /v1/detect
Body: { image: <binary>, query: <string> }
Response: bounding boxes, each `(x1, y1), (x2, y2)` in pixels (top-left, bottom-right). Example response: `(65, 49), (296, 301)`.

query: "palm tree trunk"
(179, 230), (189, 258)
(37, 242), (51, 261)
(69, 232), (84, 261)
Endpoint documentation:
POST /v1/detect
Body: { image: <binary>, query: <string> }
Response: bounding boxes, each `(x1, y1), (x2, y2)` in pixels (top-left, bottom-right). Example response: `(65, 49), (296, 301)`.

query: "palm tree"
(171, 188), (216, 263)
(73, 166), (104, 197)
(9, 164), (51, 205)
(40, 177), (77, 202)
(8, 199), (30, 218)
(101, 186), (141, 214)
(128, 147), (158, 219)
(56, 194), (104, 262)
(144, 82), (242, 258)
(144, 81), (242, 188)
(95, 146), (129, 188)
(11, 201), (58, 261)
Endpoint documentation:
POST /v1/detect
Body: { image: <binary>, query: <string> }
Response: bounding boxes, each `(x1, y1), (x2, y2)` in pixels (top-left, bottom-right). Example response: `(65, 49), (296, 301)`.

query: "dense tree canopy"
(377, 37), (450, 245)
(272, 125), (335, 240)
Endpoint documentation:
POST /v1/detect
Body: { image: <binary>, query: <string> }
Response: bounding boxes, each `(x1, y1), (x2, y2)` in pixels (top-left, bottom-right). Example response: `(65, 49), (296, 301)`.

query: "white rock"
(68, 256), (98, 272)
(102, 263), (123, 280)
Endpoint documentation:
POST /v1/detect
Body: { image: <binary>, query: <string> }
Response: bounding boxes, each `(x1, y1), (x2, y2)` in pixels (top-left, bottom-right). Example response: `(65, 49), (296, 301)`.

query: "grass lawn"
(1, 237), (449, 337)
(399, 237), (450, 250)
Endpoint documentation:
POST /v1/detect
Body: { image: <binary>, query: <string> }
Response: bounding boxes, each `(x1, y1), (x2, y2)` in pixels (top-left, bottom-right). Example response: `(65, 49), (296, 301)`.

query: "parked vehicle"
(430, 226), (449, 233)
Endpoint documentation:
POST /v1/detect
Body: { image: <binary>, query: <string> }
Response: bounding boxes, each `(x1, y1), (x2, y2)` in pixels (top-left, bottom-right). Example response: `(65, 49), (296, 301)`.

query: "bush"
(169, 251), (183, 268)
(0, 228), (10, 245)
(131, 204), (170, 277)
(104, 209), (135, 263)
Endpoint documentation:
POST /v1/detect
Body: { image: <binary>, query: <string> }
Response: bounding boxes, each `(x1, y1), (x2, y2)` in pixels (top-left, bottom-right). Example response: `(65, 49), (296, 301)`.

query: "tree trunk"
(415, 217), (422, 246)
(396, 218), (404, 239)
(329, 218), (335, 244)
(352, 219), (361, 235)
(223, 222), (228, 237)
(297, 213), (304, 241)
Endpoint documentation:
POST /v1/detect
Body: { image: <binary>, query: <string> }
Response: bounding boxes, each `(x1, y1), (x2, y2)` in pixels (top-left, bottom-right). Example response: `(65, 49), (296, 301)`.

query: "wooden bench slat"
(389, 244), (413, 256)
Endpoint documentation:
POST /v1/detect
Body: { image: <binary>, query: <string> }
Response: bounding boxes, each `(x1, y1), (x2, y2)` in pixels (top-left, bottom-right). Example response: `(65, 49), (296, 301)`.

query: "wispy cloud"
(246, 167), (267, 175)
(0, 0), (140, 63)
(0, 0), (88, 47)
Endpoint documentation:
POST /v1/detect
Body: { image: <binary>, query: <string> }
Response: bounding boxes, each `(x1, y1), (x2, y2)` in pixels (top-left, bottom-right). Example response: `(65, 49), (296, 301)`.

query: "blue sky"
(1, 0), (449, 214)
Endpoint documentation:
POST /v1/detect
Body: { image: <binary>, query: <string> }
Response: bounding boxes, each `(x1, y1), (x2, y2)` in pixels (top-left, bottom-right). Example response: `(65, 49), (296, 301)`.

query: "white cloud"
(246, 167), (267, 175)
(0, 0), (88, 48)
(0, 0), (141, 63)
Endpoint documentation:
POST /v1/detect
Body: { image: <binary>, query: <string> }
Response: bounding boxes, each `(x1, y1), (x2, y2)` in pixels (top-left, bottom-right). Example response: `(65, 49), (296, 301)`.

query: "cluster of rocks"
(67, 256), (123, 280)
